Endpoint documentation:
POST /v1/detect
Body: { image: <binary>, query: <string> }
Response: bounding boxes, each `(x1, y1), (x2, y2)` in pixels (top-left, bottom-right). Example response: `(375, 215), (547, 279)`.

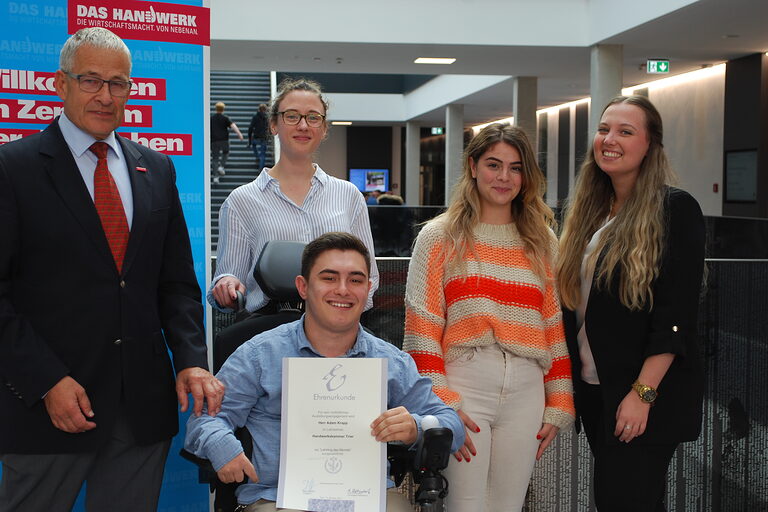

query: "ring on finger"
(624, 425), (632, 430)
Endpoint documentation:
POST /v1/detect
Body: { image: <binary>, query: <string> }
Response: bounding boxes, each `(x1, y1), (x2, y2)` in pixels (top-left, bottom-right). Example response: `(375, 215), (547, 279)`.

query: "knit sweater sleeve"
(541, 234), (575, 429)
(403, 222), (461, 409)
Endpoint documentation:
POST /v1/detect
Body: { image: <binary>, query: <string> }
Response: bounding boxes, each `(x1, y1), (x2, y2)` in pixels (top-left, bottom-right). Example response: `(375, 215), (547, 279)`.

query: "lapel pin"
(136, 166), (147, 172)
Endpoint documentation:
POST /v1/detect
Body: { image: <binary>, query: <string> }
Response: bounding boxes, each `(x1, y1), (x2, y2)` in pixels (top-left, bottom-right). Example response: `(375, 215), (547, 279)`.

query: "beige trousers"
(443, 344), (545, 512)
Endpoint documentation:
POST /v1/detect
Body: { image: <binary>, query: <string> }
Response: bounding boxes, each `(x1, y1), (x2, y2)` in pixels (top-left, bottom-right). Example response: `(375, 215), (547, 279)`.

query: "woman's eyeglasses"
(277, 110), (326, 127)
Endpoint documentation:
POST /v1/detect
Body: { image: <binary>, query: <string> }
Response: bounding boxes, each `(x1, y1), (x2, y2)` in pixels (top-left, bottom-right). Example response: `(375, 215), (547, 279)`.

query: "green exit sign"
(431, 127), (444, 135)
(647, 59), (670, 74)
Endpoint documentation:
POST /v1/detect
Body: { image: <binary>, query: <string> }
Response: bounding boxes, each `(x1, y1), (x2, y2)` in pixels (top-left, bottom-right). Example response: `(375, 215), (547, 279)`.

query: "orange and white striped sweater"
(403, 220), (575, 429)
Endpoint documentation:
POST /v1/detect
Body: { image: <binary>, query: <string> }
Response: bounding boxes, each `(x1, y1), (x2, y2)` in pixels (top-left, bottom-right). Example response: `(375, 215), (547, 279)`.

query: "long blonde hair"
(557, 95), (676, 311)
(428, 123), (555, 279)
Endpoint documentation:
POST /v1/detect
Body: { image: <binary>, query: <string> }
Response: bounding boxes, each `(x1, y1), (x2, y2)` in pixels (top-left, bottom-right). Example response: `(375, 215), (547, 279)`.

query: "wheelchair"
(182, 241), (452, 512)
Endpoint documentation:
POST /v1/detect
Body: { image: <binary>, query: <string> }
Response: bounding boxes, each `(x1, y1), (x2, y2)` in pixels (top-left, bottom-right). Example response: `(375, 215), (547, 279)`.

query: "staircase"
(210, 71), (272, 251)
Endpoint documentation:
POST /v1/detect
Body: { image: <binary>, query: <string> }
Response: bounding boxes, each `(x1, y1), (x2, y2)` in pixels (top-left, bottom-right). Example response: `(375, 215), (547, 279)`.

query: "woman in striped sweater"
(403, 123), (574, 511)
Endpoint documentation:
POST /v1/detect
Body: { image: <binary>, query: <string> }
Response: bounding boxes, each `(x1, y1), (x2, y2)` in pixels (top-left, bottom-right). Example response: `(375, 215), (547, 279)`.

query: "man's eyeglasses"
(63, 71), (133, 97)
(277, 110), (326, 127)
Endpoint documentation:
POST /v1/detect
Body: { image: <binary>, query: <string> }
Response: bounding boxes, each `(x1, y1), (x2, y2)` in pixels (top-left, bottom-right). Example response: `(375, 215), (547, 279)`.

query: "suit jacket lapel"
(119, 135), (149, 277)
(41, 121), (116, 271)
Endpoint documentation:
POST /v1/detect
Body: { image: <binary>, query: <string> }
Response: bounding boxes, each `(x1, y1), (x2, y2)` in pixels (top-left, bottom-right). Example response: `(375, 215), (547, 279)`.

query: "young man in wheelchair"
(185, 232), (464, 512)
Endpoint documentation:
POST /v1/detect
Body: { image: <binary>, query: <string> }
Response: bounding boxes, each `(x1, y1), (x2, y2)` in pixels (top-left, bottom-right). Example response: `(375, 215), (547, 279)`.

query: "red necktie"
(90, 142), (130, 273)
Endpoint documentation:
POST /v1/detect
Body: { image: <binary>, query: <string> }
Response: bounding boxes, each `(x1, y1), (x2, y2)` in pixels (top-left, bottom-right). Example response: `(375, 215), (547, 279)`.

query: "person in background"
(248, 103), (270, 173)
(368, 191), (408, 257)
(557, 95), (705, 511)
(0, 27), (222, 512)
(211, 101), (244, 184)
(403, 123), (574, 511)
(377, 192), (404, 205)
(210, 78), (379, 349)
(366, 189), (381, 205)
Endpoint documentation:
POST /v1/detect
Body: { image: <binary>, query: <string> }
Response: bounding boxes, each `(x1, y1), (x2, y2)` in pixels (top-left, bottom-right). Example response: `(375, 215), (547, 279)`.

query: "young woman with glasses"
(209, 78), (378, 344)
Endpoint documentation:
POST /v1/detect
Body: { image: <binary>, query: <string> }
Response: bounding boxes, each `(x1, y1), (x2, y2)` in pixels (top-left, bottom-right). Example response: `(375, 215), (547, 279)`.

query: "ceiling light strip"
(536, 97), (590, 117)
(622, 63), (726, 94)
(471, 116), (515, 134)
(534, 63), (726, 118)
(414, 57), (456, 65)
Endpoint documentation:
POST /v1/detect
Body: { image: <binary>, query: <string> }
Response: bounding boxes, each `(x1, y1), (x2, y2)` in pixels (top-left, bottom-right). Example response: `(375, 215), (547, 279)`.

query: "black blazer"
(563, 187), (705, 446)
(0, 119), (207, 453)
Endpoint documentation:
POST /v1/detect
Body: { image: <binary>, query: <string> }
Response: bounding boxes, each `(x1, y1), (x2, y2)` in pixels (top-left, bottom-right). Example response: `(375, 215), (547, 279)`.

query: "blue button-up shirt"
(184, 317), (464, 505)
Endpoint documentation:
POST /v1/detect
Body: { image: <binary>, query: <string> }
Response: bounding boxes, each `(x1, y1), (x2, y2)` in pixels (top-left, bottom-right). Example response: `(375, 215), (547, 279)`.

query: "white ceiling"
(210, 0), (768, 125)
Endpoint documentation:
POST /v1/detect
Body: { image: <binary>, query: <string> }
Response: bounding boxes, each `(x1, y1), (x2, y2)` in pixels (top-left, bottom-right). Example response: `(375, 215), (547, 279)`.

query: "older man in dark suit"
(0, 27), (223, 511)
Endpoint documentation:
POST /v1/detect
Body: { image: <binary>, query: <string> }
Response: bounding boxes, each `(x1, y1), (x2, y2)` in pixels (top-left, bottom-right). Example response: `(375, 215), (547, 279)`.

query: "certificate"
(278, 357), (388, 512)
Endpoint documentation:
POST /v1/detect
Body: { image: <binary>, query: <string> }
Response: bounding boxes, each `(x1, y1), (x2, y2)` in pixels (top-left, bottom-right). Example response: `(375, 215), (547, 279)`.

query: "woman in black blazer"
(557, 95), (705, 511)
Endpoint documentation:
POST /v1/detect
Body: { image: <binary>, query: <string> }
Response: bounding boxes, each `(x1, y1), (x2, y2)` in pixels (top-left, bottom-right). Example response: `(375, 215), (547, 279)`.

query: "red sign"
(118, 131), (193, 155)
(0, 99), (153, 127)
(68, 0), (210, 46)
(0, 127), (192, 156)
(0, 69), (166, 100)
(0, 128), (41, 145)
(0, 70), (57, 95)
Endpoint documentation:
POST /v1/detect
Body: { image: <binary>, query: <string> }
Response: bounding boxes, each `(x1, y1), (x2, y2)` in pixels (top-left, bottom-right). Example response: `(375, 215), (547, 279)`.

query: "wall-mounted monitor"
(349, 168), (389, 193)
(725, 150), (757, 202)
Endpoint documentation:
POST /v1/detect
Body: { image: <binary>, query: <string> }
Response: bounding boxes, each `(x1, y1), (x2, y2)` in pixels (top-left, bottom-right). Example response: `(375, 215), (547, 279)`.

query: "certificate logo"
(322, 363), (347, 391)
(302, 478), (316, 494)
(324, 456), (343, 474)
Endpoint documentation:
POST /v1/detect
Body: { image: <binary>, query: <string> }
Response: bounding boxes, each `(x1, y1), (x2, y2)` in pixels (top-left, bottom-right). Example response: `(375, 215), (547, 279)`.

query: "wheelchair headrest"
(254, 241), (307, 303)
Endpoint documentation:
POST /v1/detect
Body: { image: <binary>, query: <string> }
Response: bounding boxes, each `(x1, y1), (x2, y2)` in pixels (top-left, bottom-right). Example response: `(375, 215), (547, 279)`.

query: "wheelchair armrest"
(179, 448), (218, 486)
(386, 443), (413, 488)
(179, 426), (253, 484)
(179, 448), (215, 473)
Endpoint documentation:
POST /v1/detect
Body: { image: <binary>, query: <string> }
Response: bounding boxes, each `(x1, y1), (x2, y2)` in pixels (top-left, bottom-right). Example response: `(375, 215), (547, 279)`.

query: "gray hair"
(59, 28), (132, 74)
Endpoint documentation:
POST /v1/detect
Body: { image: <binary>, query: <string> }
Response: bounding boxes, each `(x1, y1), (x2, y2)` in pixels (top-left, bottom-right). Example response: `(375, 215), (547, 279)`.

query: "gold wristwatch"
(632, 381), (658, 404)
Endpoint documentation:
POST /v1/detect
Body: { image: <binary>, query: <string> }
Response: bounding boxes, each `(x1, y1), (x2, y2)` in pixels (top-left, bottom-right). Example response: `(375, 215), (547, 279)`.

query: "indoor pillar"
(405, 121), (421, 206)
(513, 76), (538, 148)
(590, 44), (623, 132)
(445, 104), (464, 203)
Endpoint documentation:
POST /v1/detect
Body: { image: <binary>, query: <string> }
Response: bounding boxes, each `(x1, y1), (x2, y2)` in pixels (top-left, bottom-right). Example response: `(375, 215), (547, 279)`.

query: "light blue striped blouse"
(209, 165), (379, 312)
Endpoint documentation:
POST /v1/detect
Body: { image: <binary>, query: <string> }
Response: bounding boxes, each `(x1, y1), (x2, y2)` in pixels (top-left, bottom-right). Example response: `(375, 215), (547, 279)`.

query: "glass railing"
(525, 259), (768, 511)
(366, 206), (768, 259)
(209, 213), (768, 511)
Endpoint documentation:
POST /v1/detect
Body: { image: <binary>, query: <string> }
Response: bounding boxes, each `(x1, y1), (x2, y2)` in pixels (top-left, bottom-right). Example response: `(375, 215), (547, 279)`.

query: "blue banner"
(0, 0), (209, 510)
